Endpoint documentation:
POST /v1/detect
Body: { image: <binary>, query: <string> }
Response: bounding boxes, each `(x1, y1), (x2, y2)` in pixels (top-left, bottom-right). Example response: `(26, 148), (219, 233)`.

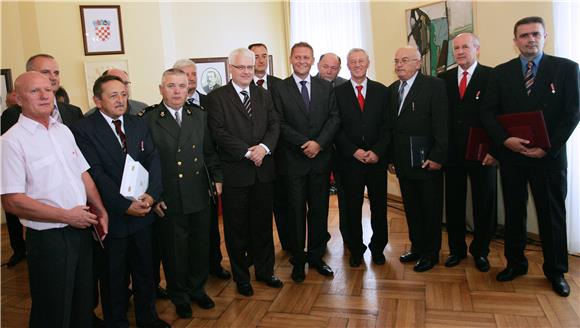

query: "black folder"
(409, 136), (432, 168)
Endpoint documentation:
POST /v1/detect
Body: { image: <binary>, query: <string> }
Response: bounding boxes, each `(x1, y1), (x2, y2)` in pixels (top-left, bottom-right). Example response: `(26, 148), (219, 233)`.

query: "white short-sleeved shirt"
(1, 114), (90, 230)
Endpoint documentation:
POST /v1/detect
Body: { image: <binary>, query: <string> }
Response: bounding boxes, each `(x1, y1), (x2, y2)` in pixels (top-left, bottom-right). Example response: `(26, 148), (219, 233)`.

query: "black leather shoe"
(237, 282), (254, 296)
(6, 250), (26, 268)
(413, 258), (438, 272)
(444, 254), (465, 267)
(496, 266), (527, 281)
(175, 303), (192, 318)
(550, 276), (570, 297)
(310, 260), (334, 276)
(92, 313), (105, 328)
(196, 294), (215, 309)
(349, 255), (362, 267)
(257, 275), (284, 288)
(372, 252), (386, 265)
(137, 318), (171, 328)
(474, 256), (490, 272)
(156, 286), (169, 299)
(291, 265), (305, 283)
(210, 266), (232, 280)
(399, 252), (420, 263)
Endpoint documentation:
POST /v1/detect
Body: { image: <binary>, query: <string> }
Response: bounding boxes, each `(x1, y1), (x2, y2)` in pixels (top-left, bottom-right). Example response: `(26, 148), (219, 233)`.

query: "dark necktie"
(257, 79), (265, 88)
(240, 90), (252, 117)
(459, 71), (468, 99)
(524, 61), (535, 96)
(398, 81), (407, 115)
(356, 85), (364, 112)
(300, 80), (310, 109)
(112, 119), (127, 153)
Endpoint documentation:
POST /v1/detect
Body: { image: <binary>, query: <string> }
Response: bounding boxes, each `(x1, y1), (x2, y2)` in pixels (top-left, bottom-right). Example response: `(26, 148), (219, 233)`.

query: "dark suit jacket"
(206, 82), (279, 187)
(439, 64), (493, 165)
(251, 74), (281, 91)
(71, 112), (163, 238)
(141, 102), (222, 214)
(1, 102), (83, 134)
(388, 73), (448, 179)
(481, 54), (580, 169)
(334, 79), (390, 170)
(271, 75), (340, 175)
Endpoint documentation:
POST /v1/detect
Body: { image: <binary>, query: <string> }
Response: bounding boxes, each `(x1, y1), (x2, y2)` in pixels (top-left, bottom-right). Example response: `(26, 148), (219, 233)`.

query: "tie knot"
(240, 90), (248, 97)
(463, 71), (469, 77)
(356, 85), (363, 92)
(527, 61), (534, 69)
(113, 119), (122, 129)
(400, 81), (407, 89)
(300, 80), (307, 86)
(257, 79), (265, 87)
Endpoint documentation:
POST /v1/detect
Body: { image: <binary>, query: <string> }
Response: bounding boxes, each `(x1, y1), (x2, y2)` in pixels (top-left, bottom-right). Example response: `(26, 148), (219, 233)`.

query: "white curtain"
(289, 0), (374, 79)
(553, 1), (580, 253)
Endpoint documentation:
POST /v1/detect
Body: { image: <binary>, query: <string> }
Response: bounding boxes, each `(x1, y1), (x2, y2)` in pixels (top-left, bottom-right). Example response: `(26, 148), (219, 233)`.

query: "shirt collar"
(18, 113), (58, 134)
(519, 52), (543, 68)
(458, 61), (478, 77)
(99, 109), (123, 126)
(401, 71), (419, 88)
(162, 102), (183, 117)
(253, 75), (267, 84)
(350, 78), (368, 89)
(232, 81), (250, 96)
(293, 74), (311, 86)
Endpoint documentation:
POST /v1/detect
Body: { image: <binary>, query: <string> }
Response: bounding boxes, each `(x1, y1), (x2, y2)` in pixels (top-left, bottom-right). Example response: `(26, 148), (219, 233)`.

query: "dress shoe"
(237, 282), (254, 296)
(92, 313), (105, 328)
(137, 318), (171, 328)
(196, 294), (215, 309)
(291, 265), (305, 283)
(413, 258), (438, 272)
(6, 250), (26, 268)
(444, 254), (465, 267)
(399, 252), (420, 263)
(550, 276), (570, 297)
(175, 303), (192, 318)
(156, 286), (169, 299)
(257, 275), (284, 288)
(474, 256), (490, 272)
(496, 266), (527, 282)
(372, 252), (386, 265)
(349, 255), (362, 267)
(210, 266), (232, 280)
(309, 260), (334, 276)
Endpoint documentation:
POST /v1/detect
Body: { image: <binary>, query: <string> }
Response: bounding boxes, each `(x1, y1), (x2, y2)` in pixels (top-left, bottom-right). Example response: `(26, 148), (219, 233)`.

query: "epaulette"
(186, 102), (207, 112)
(137, 105), (157, 117)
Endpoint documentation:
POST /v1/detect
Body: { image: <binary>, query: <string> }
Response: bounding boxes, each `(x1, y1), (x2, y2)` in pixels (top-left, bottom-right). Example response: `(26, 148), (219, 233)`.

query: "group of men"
(0, 15), (578, 328)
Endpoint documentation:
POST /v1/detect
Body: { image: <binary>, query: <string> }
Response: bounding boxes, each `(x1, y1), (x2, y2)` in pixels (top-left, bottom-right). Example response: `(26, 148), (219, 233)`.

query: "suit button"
(194, 158), (198, 162)
(178, 174), (183, 178)
(177, 161), (182, 166)
(177, 148), (181, 153)
(192, 145), (196, 149)
(195, 171), (200, 175)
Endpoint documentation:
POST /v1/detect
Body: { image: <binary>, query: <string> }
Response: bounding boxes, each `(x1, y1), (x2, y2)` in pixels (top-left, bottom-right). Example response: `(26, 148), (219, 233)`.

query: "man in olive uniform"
(140, 68), (222, 318)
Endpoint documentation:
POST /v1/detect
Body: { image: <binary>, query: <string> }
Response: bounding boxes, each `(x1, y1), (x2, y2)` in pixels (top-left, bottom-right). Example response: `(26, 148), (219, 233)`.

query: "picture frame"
(1, 68), (13, 112)
(267, 55), (274, 76)
(84, 60), (129, 106)
(192, 57), (229, 95)
(80, 5), (125, 56)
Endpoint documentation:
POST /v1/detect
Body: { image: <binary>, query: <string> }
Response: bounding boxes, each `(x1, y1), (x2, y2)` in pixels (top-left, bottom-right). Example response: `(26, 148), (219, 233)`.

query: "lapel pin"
(412, 102), (415, 111)
(186, 109), (192, 115)
(140, 140), (144, 152)
(160, 111), (165, 117)
(476, 90), (481, 100)
(550, 83), (556, 94)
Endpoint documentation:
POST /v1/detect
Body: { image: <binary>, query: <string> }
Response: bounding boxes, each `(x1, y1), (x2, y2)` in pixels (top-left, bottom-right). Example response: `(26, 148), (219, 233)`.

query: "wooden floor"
(2, 196), (580, 327)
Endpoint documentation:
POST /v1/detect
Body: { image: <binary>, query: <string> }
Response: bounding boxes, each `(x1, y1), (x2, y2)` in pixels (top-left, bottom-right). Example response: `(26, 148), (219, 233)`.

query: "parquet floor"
(2, 196), (580, 327)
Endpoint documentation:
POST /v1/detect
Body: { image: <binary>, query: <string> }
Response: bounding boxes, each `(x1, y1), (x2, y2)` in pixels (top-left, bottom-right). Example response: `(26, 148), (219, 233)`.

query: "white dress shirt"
(398, 71), (419, 114)
(350, 78), (368, 98)
(292, 74), (312, 101)
(458, 61), (478, 87)
(99, 110), (125, 147)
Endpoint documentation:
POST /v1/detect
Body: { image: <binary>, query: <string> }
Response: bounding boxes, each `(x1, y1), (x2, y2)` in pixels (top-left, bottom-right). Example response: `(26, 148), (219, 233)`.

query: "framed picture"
(84, 60), (129, 106)
(192, 57), (229, 95)
(1, 68), (13, 112)
(80, 5), (125, 56)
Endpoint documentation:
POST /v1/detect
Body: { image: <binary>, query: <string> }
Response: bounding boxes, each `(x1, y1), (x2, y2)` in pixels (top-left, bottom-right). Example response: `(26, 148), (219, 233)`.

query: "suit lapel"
(399, 74), (422, 116)
(123, 115), (139, 159)
(226, 83), (252, 120)
(92, 112), (126, 168)
(57, 103), (71, 125)
(179, 106), (202, 149)
(155, 103), (180, 141)
(530, 55), (552, 102)
(286, 77), (309, 116)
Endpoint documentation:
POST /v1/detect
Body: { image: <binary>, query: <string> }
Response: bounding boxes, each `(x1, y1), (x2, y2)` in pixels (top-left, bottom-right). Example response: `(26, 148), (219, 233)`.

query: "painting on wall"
(80, 5), (125, 56)
(406, 1), (473, 76)
(192, 57), (229, 95)
(84, 60), (129, 107)
(1, 69), (13, 113)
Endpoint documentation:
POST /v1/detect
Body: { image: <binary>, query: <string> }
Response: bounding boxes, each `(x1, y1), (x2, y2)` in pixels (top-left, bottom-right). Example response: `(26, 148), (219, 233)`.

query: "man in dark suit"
(1, 53), (83, 269)
(71, 75), (169, 328)
(207, 48), (283, 296)
(271, 42), (340, 282)
(173, 59), (231, 281)
(481, 16), (579, 297)
(141, 69), (221, 317)
(85, 69), (148, 117)
(438, 33), (497, 272)
(388, 46), (448, 272)
(334, 48), (390, 267)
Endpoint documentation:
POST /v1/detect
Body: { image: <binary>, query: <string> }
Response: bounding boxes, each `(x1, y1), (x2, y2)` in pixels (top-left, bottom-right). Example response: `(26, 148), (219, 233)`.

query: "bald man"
(85, 68), (148, 116)
(388, 46), (448, 272)
(316, 53), (348, 87)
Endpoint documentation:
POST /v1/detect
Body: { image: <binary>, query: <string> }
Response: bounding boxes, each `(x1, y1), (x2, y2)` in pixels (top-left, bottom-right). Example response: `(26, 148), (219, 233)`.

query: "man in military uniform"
(140, 68), (222, 318)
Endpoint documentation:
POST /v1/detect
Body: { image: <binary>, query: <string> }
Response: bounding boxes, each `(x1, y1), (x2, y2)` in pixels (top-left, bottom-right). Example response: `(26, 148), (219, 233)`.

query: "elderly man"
(388, 46), (448, 272)
(1, 71), (108, 327)
(85, 68), (148, 116)
(207, 48), (282, 296)
(481, 16), (580, 297)
(317, 52), (348, 87)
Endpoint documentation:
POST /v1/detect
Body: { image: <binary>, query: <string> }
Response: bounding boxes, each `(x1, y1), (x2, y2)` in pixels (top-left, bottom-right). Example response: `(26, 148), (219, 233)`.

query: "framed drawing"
(192, 57), (229, 95)
(1, 68), (13, 112)
(84, 60), (129, 106)
(80, 5), (125, 56)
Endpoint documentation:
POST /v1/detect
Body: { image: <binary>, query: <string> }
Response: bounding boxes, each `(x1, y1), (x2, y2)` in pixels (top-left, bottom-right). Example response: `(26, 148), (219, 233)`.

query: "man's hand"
(504, 137), (530, 154)
(353, 149), (367, 163)
(481, 154), (497, 166)
(153, 201), (167, 218)
(127, 199), (151, 217)
(90, 204), (109, 236)
(138, 193), (155, 208)
(215, 182), (223, 196)
(248, 145), (267, 167)
(388, 164), (396, 175)
(65, 205), (98, 229)
(522, 147), (547, 158)
(365, 150), (379, 164)
(422, 159), (442, 171)
(301, 140), (321, 158)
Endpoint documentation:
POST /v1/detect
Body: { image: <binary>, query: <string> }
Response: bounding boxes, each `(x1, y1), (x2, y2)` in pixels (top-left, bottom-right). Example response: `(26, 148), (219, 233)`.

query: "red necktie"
(356, 85), (364, 112)
(257, 79), (265, 88)
(112, 119), (127, 153)
(459, 71), (468, 99)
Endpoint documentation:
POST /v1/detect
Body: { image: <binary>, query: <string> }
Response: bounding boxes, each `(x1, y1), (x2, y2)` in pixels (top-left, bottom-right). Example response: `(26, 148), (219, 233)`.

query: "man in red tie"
(333, 48), (390, 267)
(438, 33), (497, 272)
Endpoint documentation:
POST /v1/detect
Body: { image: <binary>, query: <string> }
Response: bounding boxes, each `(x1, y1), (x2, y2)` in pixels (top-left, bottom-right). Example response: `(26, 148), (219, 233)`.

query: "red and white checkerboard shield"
(95, 25), (111, 42)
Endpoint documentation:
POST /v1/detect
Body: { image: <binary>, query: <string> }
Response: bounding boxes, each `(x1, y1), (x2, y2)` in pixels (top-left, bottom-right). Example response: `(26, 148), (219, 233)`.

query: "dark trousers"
(160, 206), (210, 305)
(287, 173), (331, 264)
(5, 211), (25, 254)
(100, 226), (158, 327)
(209, 199), (224, 271)
(399, 175), (444, 261)
(333, 170), (350, 246)
(26, 226), (93, 328)
(341, 165), (388, 257)
(500, 163), (568, 278)
(222, 182), (275, 283)
(445, 162), (497, 258)
(273, 175), (291, 250)
(152, 217), (163, 287)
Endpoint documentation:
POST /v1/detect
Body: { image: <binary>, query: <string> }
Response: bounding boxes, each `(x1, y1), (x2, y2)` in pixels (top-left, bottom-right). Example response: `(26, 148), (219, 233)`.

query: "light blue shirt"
(520, 52), (543, 76)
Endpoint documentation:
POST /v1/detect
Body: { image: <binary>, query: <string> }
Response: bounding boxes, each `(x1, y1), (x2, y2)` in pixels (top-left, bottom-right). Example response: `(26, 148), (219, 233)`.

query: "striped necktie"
(240, 90), (252, 117)
(524, 61), (535, 96)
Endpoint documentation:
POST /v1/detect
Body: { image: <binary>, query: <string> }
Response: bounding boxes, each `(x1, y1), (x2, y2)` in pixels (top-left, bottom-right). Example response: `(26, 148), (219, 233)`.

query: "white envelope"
(120, 154), (149, 201)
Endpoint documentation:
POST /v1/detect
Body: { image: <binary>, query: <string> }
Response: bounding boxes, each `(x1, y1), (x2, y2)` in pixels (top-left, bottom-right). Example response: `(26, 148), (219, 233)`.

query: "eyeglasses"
(393, 58), (419, 65)
(231, 65), (255, 71)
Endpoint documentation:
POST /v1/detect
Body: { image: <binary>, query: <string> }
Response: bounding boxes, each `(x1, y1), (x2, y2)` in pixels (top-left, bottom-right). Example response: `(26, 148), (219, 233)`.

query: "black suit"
(207, 82), (279, 283)
(271, 75), (340, 265)
(388, 73), (448, 261)
(481, 54), (580, 278)
(334, 79), (390, 257)
(438, 64), (497, 259)
(71, 112), (163, 327)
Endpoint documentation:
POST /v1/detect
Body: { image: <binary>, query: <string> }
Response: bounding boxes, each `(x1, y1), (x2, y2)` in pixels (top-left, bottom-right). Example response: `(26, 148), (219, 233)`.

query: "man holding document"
(71, 75), (168, 327)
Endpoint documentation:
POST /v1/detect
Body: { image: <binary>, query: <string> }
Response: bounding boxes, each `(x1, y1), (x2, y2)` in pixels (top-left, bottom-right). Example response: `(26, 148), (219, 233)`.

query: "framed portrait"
(191, 57), (229, 95)
(84, 60), (129, 106)
(1, 68), (13, 113)
(80, 5), (125, 56)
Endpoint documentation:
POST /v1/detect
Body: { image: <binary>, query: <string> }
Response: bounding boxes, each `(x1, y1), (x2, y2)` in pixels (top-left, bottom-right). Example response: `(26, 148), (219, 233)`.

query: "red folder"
(497, 111), (551, 149)
(89, 205), (106, 249)
(465, 127), (491, 161)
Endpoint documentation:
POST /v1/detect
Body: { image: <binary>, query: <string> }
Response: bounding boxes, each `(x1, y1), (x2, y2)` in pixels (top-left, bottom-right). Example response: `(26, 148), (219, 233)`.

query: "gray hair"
(228, 48), (256, 65)
(453, 33), (480, 48)
(347, 48), (369, 61)
(173, 59), (196, 70)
